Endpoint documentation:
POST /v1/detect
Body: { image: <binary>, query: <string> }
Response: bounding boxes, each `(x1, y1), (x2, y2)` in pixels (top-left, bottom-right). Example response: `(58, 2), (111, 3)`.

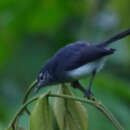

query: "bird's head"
(34, 71), (52, 93)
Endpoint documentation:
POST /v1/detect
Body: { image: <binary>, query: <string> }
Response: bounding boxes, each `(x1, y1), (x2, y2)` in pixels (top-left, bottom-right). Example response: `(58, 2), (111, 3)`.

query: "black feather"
(53, 42), (114, 71)
(38, 41), (115, 84)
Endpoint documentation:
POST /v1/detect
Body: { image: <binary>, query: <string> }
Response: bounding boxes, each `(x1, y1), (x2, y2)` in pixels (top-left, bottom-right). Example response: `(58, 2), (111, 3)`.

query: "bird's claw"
(84, 89), (95, 101)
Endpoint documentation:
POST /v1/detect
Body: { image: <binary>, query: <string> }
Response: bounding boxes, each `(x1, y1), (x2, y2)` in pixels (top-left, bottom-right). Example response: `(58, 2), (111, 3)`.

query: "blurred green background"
(0, 0), (130, 129)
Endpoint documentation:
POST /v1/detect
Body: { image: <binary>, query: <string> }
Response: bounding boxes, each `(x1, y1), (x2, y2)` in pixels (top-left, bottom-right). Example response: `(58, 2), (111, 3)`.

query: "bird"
(34, 29), (130, 99)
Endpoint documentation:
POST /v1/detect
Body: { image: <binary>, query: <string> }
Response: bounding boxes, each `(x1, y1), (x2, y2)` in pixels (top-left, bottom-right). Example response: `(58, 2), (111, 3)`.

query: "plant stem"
(23, 79), (37, 115)
(48, 93), (124, 130)
(97, 103), (124, 130)
(9, 82), (123, 130)
(23, 79), (37, 103)
(8, 96), (38, 129)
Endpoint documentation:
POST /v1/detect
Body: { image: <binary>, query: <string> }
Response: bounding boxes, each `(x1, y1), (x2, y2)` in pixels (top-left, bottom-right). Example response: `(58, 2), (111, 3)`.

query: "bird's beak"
(34, 81), (42, 93)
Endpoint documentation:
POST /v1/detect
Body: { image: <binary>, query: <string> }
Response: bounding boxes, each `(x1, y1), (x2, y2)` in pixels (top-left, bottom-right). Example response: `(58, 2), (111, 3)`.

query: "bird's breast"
(66, 59), (105, 80)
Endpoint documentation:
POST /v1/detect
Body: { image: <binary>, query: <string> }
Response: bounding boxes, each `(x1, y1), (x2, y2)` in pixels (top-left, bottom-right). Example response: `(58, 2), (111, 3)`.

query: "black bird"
(35, 29), (130, 99)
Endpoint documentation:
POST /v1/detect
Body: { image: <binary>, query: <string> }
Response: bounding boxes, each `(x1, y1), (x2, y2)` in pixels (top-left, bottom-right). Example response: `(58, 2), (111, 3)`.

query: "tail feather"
(97, 29), (130, 47)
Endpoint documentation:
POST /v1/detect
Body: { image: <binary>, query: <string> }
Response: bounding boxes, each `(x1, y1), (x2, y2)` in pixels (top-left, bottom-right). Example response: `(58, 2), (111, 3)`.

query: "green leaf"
(30, 93), (54, 130)
(53, 86), (66, 130)
(64, 113), (78, 130)
(6, 127), (13, 130)
(6, 126), (26, 130)
(16, 126), (26, 130)
(54, 85), (88, 130)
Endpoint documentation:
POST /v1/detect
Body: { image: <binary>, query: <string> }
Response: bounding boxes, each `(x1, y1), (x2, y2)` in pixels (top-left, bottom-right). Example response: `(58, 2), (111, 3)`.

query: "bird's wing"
(54, 42), (115, 71)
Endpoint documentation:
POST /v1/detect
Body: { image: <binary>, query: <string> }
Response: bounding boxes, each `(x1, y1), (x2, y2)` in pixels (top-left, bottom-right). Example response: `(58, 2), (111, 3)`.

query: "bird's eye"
(40, 76), (43, 80)
(39, 73), (43, 80)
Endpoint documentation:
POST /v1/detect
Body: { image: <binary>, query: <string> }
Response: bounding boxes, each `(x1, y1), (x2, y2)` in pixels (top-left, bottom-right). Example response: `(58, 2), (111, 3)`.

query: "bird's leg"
(85, 70), (96, 100)
(71, 80), (86, 93)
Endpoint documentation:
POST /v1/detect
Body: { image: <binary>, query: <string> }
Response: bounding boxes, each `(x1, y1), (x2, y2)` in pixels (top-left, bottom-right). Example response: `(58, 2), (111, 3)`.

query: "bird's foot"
(85, 89), (95, 101)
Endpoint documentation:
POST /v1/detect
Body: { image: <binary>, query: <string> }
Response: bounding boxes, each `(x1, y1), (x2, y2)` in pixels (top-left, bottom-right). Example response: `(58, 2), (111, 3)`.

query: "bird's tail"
(97, 29), (130, 48)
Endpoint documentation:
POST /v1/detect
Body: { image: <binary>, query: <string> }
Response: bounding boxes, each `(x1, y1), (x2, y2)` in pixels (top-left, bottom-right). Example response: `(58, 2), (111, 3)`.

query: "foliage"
(54, 86), (88, 130)
(7, 84), (124, 130)
(7, 86), (89, 130)
(0, 0), (130, 129)
(30, 94), (54, 130)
